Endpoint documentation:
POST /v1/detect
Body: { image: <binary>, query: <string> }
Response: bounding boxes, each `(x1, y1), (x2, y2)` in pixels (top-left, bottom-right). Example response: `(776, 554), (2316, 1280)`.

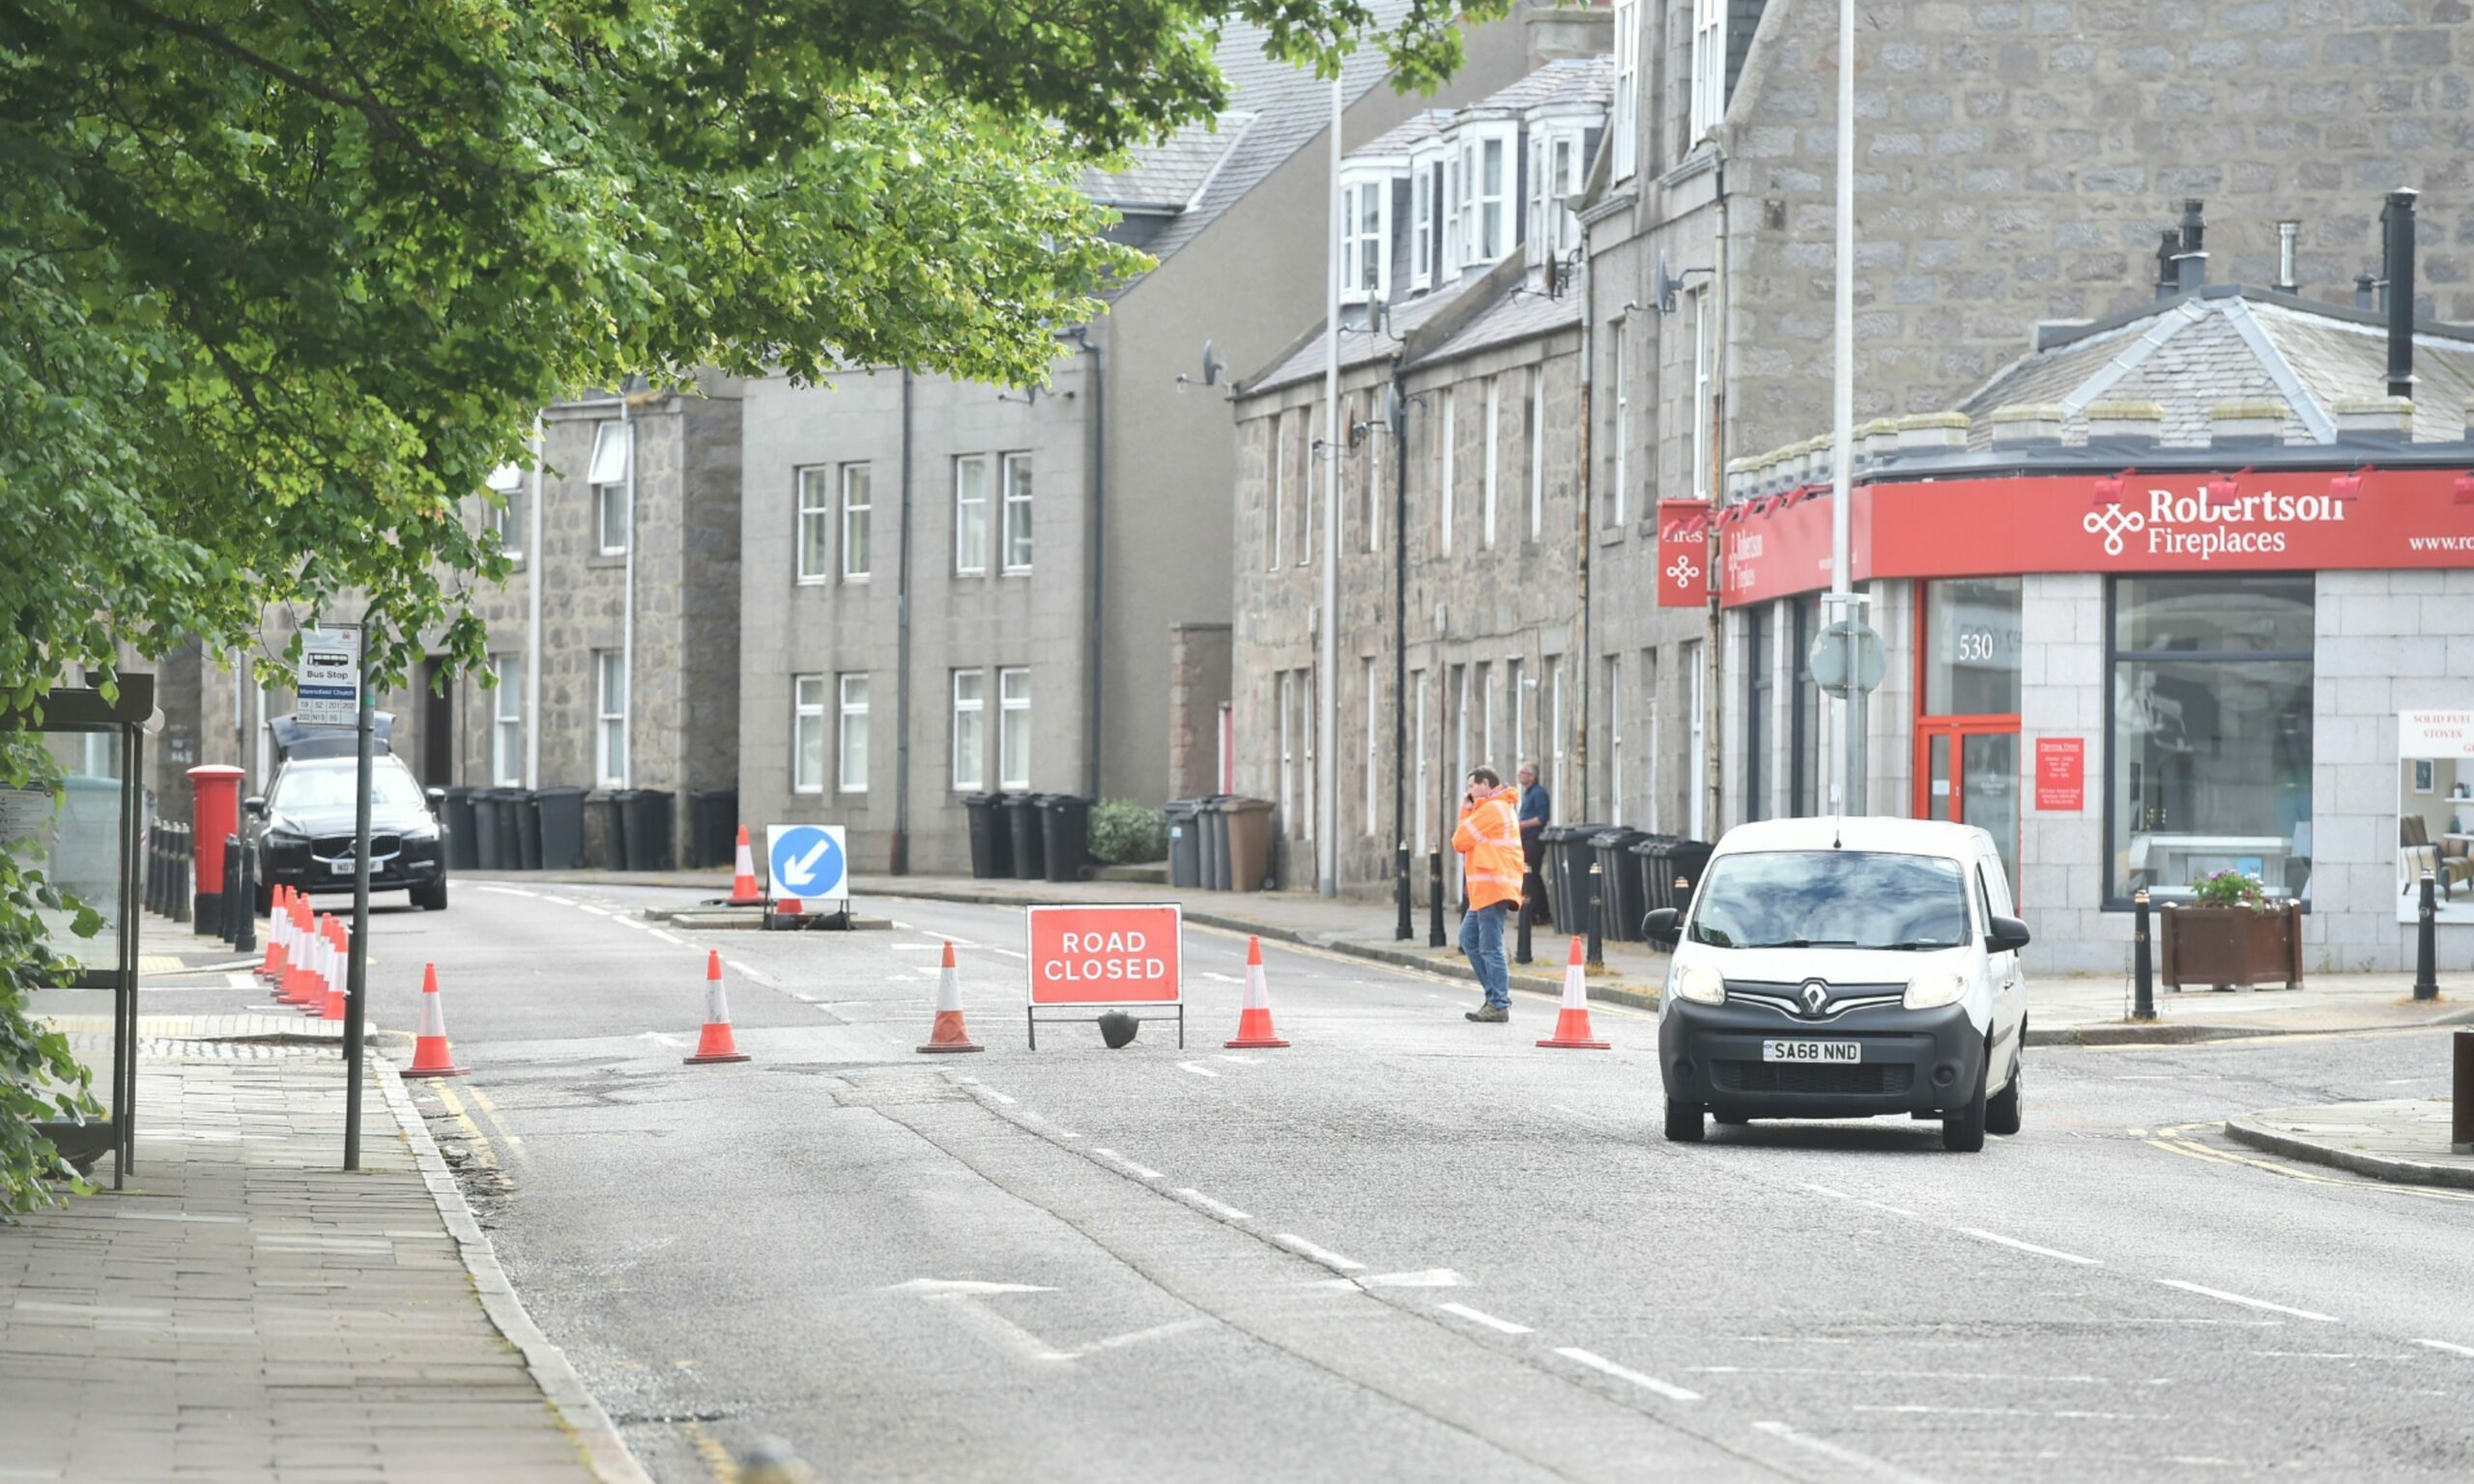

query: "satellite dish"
(1179, 340), (1226, 391)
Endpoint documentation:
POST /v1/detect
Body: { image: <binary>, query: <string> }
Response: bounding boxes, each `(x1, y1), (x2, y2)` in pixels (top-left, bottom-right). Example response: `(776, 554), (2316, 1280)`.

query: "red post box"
(187, 764), (246, 937)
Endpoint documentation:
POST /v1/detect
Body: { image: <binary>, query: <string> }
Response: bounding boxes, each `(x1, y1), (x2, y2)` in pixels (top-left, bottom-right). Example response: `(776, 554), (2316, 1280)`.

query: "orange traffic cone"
(1536, 936), (1610, 1049)
(727, 826), (763, 906)
(318, 918), (348, 1021)
(1224, 936), (1290, 1048)
(297, 912), (333, 1013)
(286, 900), (321, 1007)
(404, 963), (467, 1077)
(254, 888), (286, 981)
(277, 899), (315, 1006)
(685, 950), (751, 1065)
(916, 942), (982, 1054)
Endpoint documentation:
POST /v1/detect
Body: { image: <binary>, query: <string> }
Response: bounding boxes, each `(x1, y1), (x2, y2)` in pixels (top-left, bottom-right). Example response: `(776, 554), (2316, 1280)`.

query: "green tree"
(0, 0), (1498, 1211)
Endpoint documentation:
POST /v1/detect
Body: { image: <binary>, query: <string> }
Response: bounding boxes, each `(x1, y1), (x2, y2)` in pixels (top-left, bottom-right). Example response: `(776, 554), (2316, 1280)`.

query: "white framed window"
(491, 656), (524, 787)
(1547, 655), (1567, 814)
(1000, 452), (1033, 572)
(1692, 287), (1715, 501)
(1605, 654), (1625, 821)
(1479, 662), (1497, 769)
(593, 650), (627, 787)
(486, 463), (525, 563)
(1363, 657), (1379, 836)
(1528, 368), (1546, 541)
(1444, 145), (1465, 272)
(1684, 640), (1708, 838)
(1482, 376), (1500, 549)
(1613, 0), (1640, 180)
(841, 464), (873, 579)
(1298, 406), (1314, 567)
(951, 670), (986, 791)
(1691, 0), (1729, 143)
(1530, 128), (1585, 268)
(1508, 658), (1525, 775)
(997, 667), (1030, 789)
(1410, 163), (1434, 292)
(590, 420), (630, 556)
(1439, 385), (1456, 555)
(1414, 669), (1432, 851)
(1610, 322), (1629, 528)
(838, 675), (870, 792)
(1268, 417), (1285, 572)
(1644, 649), (1663, 833)
(795, 466), (832, 582)
(1341, 175), (1391, 302)
(954, 455), (991, 574)
(1301, 669), (1316, 842)
(1358, 391), (1381, 554)
(792, 674), (826, 793)
(1464, 129), (1511, 263)
(1279, 671), (1297, 824)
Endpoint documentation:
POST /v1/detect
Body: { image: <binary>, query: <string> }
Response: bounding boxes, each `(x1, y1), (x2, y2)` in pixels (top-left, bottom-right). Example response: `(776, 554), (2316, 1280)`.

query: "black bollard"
(2414, 871), (2439, 1002)
(1395, 842), (1413, 942)
(2132, 888), (2156, 1021)
(1586, 860), (1605, 969)
(218, 836), (241, 944)
(1427, 850), (1446, 948)
(232, 839), (255, 956)
(171, 827), (190, 924)
(1514, 867), (1538, 965)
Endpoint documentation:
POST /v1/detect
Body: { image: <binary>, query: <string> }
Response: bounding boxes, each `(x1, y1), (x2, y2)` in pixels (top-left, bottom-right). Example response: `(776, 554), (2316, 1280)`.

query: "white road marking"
(977, 1088), (1018, 1106)
(1864, 1202), (1921, 1219)
(649, 929), (691, 948)
(1173, 1188), (1251, 1221)
(1800, 1183), (1855, 1200)
(636, 1032), (687, 1048)
(989, 947), (1029, 959)
(1092, 1148), (1163, 1180)
(476, 885), (538, 898)
(1202, 971), (1244, 984)
(1079, 1318), (1213, 1354)
(224, 971), (258, 990)
(543, 895), (574, 906)
(612, 916), (650, 931)
(725, 958), (779, 986)
(1853, 1406), (2154, 1419)
(887, 919), (913, 930)
(1435, 1302), (1532, 1334)
(1176, 1061), (1221, 1078)
(1554, 1347), (1701, 1402)
(1272, 1235), (1364, 1271)
(1954, 1228), (2102, 1266)
(1752, 1421), (1938, 1483)
(1348, 1269), (1463, 1289)
(1218, 1053), (1260, 1066)
(888, 1278), (1056, 1296)
(888, 944), (947, 952)
(1700, 1366), (2104, 1383)
(577, 904), (611, 916)
(2154, 1279), (2337, 1323)
(2413, 1338), (2474, 1357)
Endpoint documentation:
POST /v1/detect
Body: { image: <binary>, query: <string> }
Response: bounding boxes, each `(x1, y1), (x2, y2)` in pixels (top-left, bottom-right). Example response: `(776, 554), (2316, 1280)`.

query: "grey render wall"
(1094, 9), (1551, 813)
(736, 359), (1092, 878)
(1720, 0), (2474, 463)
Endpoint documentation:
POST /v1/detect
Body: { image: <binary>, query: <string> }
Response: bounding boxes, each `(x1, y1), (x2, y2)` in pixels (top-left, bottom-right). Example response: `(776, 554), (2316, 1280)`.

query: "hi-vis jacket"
(1453, 792), (1526, 912)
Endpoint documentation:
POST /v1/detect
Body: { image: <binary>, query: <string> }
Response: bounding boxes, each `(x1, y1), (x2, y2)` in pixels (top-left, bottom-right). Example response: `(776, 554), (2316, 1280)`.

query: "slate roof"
(1080, 6), (1418, 280)
(1450, 55), (1614, 117)
(1956, 286), (2474, 447)
(1246, 274), (1485, 391)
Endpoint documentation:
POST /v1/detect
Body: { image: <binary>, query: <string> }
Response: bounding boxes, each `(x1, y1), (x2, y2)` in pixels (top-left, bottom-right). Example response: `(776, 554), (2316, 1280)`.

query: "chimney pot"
(2179, 198), (2206, 255)
(2354, 272), (2379, 313)
(2174, 250), (2208, 294)
(2274, 221), (2301, 295)
(2331, 394), (2413, 444)
(2383, 187), (2418, 399)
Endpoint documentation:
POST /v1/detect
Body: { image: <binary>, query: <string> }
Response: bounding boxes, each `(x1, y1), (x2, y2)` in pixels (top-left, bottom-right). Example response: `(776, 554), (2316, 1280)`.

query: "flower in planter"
(2190, 869), (2272, 912)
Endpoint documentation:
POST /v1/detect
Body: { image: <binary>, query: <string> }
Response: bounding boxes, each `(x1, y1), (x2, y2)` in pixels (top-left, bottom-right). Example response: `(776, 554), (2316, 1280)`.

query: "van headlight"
(1674, 962), (1727, 1006)
(1903, 972), (1967, 1010)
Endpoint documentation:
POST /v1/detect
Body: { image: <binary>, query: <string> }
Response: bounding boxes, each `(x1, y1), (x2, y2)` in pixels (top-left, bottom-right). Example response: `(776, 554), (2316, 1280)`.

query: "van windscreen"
(1686, 851), (1971, 951)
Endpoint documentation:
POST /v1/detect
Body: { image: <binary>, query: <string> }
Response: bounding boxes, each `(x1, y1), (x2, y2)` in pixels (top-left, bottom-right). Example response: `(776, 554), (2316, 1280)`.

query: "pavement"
(119, 877), (2474, 1483)
(459, 869), (2474, 1045)
(2226, 1097), (2474, 1191)
(0, 1006), (644, 1482)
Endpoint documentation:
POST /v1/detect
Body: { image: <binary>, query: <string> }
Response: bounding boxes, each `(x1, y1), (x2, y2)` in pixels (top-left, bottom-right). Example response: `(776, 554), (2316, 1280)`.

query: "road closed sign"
(1026, 904), (1181, 1005)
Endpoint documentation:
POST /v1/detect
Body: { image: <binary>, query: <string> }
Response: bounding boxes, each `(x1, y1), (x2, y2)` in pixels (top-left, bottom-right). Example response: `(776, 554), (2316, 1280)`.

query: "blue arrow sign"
(766, 824), (848, 901)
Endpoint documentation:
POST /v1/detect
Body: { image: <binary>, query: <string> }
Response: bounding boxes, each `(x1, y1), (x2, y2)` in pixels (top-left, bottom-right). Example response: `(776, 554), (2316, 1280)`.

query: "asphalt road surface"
(158, 885), (2474, 1482)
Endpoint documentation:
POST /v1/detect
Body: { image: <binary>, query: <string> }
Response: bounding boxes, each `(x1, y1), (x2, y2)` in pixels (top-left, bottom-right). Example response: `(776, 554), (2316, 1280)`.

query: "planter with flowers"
(2158, 870), (2303, 991)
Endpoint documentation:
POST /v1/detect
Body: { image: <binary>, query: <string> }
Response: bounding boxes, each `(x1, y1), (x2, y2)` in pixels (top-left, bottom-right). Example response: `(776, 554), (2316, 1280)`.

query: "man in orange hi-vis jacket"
(1453, 766), (1525, 1022)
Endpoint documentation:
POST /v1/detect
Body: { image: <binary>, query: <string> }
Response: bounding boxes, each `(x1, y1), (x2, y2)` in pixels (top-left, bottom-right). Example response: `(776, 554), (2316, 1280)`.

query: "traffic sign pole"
(342, 619), (375, 1172)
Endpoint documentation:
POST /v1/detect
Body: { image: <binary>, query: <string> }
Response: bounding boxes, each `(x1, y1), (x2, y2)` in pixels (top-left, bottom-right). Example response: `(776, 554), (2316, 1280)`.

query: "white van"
(1641, 817), (2029, 1152)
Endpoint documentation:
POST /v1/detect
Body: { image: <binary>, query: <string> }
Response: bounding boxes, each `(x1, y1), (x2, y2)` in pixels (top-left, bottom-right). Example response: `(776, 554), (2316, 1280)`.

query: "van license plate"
(1763, 1040), (1859, 1063)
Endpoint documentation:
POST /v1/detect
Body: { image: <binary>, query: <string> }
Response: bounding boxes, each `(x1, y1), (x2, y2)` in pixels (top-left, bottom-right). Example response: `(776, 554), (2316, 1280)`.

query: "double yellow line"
(429, 1080), (529, 1167)
(2140, 1121), (2471, 1204)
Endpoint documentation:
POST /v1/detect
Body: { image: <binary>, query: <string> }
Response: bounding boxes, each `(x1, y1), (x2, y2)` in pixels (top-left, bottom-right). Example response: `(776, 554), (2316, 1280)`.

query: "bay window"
(1341, 174), (1391, 302)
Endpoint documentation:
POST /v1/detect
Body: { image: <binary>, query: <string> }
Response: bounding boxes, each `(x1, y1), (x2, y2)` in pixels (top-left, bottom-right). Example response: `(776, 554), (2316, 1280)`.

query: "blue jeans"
(1458, 902), (1511, 1010)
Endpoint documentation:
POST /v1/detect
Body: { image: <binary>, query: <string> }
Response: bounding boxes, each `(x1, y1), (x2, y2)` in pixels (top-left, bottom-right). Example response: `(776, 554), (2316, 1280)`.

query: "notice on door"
(1026, 904), (1182, 1005)
(2034, 736), (2085, 812)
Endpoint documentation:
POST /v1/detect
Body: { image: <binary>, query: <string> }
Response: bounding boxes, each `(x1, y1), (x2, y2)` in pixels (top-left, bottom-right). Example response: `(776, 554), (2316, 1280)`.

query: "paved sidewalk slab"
(0, 1033), (643, 1483)
(2225, 1099), (2474, 1190)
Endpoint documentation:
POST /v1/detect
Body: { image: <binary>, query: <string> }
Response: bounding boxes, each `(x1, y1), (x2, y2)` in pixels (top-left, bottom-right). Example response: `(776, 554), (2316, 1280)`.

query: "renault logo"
(1798, 980), (1829, 1015)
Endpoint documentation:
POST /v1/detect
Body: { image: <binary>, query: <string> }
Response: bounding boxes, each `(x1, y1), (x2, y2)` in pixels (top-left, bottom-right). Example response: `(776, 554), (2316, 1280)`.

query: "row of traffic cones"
(256, 885), (349, 1022)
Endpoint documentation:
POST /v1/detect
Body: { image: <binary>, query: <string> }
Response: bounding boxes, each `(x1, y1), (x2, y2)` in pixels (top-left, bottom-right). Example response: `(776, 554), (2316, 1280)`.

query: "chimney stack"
(2382, 187), (2417, 400)
(2355, 272), (2379, 313)
(2274, 220), (2300, 295)
(2155, 231), (2181, 301)
(2179, 199), (2206, 256)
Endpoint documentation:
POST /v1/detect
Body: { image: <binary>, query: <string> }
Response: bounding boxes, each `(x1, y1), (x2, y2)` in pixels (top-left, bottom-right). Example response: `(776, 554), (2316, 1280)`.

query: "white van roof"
(1710, 815), (1995, 861)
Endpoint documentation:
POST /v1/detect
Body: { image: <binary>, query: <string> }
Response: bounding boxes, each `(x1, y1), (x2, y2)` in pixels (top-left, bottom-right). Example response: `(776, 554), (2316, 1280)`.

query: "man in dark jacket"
(1517, 762), (1550, 927)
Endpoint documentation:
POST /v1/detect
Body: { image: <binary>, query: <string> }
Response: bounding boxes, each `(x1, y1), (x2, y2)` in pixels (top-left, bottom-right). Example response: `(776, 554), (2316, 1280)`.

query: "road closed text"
(1026, 905), (1183, 1004)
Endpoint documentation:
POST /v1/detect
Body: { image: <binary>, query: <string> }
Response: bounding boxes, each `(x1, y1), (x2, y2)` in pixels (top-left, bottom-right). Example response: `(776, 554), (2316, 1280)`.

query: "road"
(158, 884), (2474, 1481)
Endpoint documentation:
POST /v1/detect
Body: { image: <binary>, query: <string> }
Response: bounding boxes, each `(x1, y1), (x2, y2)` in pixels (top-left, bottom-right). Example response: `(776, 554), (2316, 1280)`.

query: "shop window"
(1743, 607), (1771, 824)
(2108, 575), (2314, 905)
(1925, 576), (2025, 717)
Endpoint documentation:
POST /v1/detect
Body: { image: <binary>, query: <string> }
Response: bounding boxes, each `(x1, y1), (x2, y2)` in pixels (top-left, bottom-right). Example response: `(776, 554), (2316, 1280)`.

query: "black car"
(246, 755), (448, 912)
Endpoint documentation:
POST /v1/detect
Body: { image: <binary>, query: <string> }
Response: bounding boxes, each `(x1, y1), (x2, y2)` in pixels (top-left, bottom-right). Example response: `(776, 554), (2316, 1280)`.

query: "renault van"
(1642, 817), (2028, 1152)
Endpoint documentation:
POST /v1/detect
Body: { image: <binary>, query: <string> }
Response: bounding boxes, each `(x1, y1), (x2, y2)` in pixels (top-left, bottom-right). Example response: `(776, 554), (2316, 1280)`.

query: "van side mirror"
(1642, 907), (1682, 947)
(242, 794), (267, 817)
(1989, 915), (2031, 955)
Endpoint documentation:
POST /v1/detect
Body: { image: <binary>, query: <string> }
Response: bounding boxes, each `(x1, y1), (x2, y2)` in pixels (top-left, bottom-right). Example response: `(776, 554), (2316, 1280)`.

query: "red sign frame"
(1025, 904), (1183, 1005)
(1718, 469), (2474, 608)
(1656, 500), (1712, 608)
